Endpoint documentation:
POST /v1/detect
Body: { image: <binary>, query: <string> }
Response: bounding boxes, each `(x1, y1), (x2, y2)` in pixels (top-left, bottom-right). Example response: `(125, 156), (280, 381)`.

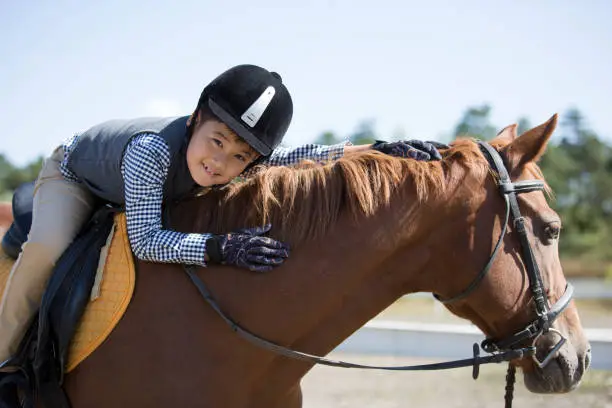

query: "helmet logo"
(241, 86), (276, 128)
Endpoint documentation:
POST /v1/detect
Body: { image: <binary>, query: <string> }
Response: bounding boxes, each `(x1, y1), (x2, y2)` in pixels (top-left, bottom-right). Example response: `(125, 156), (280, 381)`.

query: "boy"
(0, 64), (441, 369)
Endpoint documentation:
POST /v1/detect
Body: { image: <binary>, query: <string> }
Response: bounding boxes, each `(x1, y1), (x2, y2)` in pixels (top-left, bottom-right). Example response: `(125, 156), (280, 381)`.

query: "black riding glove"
(372, 140), (447, 161)
(205, 224), (290, 273)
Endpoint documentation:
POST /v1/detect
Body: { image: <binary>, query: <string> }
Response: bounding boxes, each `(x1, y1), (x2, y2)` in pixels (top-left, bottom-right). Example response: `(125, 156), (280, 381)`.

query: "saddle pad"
(0, 212), (135, 373)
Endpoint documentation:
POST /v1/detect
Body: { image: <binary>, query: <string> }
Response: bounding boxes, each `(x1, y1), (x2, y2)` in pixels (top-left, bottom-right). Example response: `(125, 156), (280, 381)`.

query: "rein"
(179, 141), (573, 408)
(183, 264), (533, 378)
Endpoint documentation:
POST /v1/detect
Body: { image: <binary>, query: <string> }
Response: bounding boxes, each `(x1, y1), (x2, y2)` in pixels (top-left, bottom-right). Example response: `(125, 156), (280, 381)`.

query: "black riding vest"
(66, 116), (197, 205)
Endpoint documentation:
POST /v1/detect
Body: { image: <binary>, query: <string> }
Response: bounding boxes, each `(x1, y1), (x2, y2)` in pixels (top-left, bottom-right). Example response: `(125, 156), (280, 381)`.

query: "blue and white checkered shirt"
(60, 133), (348, 266)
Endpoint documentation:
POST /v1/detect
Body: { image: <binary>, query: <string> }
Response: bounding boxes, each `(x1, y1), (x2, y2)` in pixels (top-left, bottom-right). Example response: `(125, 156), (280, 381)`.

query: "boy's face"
(186, 114), (260, 186)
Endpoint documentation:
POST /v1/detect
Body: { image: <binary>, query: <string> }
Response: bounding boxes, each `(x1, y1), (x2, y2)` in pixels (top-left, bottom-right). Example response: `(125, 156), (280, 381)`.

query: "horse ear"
(493, 124), (518, 146)
(502, 114), (557, 170)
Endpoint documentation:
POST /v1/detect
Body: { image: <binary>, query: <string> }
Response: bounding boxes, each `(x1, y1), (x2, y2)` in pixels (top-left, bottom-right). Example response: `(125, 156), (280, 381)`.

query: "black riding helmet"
(195, 64), (293, 156)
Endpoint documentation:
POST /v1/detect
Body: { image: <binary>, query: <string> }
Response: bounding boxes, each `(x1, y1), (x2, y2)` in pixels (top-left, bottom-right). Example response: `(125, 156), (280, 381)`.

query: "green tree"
(0, 155), (43, 194)
(516, 117), (532, 136)
(539, 108), (612, 263)
(0, 154), (15, 193)
(448, 105), (612, 273)
(314, 131), (341, 145)
(453, 104), (497, 140)
(349, 119), (378, 145)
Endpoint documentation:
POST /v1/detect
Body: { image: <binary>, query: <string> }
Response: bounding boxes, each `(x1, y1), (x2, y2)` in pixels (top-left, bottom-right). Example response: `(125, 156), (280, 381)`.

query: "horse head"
(426, 115), (590, 393)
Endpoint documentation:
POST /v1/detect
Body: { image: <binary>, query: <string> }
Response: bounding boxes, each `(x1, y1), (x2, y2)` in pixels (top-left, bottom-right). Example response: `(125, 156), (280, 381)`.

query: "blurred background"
(1, 0), (611, 406)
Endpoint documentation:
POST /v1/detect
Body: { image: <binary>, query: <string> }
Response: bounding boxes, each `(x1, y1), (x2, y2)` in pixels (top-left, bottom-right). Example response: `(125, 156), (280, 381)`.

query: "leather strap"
(183, 265), (534, 376)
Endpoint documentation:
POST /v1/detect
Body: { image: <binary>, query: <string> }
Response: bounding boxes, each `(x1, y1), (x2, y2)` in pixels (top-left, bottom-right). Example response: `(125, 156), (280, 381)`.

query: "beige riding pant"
(0, 146), (95, 362)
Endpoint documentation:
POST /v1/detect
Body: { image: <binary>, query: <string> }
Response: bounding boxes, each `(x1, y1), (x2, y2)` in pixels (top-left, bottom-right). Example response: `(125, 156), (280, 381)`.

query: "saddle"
(0, 182), (134, 408)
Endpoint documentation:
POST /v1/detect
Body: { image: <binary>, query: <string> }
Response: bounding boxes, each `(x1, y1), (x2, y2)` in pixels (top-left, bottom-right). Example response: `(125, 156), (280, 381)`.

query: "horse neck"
(412, 158), (492, 299)
(182, 180), (436, 361)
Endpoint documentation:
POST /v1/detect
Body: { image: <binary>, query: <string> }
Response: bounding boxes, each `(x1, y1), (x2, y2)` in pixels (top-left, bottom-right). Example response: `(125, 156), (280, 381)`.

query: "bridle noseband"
(435, 141), (573, 369)
(179, 140), (574, 408)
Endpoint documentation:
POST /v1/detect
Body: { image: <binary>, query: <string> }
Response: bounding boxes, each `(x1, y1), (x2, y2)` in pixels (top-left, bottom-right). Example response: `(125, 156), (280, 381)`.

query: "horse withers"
(4, 115), (591, 407)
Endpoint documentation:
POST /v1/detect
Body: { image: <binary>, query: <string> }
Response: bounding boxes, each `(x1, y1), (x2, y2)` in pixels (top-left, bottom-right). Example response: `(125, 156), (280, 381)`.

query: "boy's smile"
(202, 163), (220, 177)
(186, 115), (259, 187)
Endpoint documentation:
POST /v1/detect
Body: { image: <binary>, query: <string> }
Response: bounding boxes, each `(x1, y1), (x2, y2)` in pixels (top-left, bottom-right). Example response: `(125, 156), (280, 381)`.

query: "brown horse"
(0, 203), (12, 240)
(61, 115), (589, 407)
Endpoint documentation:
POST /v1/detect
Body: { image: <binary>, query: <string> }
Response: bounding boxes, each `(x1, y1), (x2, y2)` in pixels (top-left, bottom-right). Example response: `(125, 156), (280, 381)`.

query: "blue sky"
(1, 0), (611, 165)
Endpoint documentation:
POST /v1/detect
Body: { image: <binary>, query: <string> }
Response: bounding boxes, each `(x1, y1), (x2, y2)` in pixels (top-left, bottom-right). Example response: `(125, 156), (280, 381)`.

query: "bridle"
(436, 141), (573, 368)
(180, 140), (574, 408)
(432, 141), (574, 407)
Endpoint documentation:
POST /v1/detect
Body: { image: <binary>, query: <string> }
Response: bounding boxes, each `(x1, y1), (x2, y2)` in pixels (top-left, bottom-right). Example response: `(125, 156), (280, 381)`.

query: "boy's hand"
(372, 140), (446, 161)
(206, 224), (290, 272)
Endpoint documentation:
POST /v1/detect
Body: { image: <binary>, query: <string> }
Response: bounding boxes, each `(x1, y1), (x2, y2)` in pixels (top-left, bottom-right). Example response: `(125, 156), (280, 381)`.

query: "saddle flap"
(36, 206), (118, 382)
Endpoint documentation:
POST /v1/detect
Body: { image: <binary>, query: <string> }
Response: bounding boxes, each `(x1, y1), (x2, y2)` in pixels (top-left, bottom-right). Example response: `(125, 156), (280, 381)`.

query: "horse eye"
(544, 224), (561, 241)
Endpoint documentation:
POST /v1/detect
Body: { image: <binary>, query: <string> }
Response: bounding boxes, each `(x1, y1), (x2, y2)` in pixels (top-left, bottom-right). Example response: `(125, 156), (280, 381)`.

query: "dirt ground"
(301, 353), (612, 408)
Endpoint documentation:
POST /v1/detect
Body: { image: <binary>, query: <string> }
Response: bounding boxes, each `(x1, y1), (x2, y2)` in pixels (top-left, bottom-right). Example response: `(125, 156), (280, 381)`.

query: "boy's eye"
(213, 138), (222, 147)
(235, 154), (246, 162)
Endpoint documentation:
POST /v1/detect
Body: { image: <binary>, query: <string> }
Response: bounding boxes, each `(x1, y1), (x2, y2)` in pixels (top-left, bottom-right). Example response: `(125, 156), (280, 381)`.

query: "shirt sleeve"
(262, 140), (351, 167)
(121, 134), (212, 266)
(238, 140), (352, 178)
(59, 133), (81, 183)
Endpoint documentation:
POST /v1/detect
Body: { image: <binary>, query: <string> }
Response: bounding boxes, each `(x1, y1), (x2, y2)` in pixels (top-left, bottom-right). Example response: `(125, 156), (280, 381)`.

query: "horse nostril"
(584, 348), (592, 370)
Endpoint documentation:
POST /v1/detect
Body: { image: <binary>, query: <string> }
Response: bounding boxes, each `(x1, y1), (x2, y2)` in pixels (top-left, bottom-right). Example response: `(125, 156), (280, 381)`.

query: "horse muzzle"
(523, 330), (591, 393)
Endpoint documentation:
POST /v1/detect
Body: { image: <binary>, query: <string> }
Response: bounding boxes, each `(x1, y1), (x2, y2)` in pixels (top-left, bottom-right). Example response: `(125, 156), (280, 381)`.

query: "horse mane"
(188, 138), (548, 244)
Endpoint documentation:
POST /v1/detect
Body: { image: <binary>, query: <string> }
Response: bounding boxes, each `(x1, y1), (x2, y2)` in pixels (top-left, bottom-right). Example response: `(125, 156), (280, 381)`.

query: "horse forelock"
(185, 139), (547, 245)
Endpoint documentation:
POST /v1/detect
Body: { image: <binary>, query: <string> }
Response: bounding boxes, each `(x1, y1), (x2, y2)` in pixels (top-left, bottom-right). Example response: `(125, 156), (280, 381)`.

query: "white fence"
(334, 277), (612, 370)
(404, 277), (612, 300)
(566, 277), (612, 299)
